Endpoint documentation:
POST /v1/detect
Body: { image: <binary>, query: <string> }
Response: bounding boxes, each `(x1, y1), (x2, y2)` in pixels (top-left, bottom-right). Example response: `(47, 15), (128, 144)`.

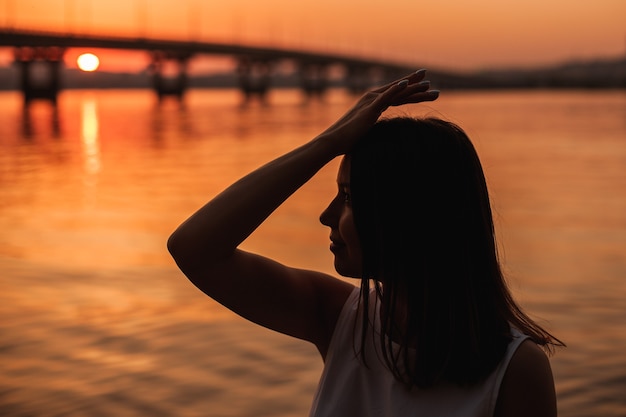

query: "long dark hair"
(349, 117), (564, 388)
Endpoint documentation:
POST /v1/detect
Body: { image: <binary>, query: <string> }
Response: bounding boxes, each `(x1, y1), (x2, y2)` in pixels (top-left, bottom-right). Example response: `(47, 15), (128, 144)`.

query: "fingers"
(376, 69), (439, 107)
(402, 90), (440, 104)
(397, 79), (439, 100)
(404, 68), (428, 84)
(390, 88), (439, 106)
(373, 69), (427, 91)
(359, 69), (438, 116)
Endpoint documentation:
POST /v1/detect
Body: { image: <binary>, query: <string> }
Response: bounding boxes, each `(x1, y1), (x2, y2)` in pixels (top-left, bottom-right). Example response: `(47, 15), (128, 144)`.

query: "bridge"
(0, 28), (422, 104)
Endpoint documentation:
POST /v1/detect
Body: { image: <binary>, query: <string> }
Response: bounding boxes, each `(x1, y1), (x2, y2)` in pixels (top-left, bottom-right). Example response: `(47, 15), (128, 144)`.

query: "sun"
(77, 53), (100, 72)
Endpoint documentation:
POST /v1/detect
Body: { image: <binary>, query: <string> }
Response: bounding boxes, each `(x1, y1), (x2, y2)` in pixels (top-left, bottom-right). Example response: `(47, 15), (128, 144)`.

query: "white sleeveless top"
(309, 287), (529, 417)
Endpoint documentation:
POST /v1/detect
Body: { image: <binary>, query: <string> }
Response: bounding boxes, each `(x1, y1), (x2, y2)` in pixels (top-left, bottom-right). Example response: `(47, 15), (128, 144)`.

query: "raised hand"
(320, 69), (439, 156)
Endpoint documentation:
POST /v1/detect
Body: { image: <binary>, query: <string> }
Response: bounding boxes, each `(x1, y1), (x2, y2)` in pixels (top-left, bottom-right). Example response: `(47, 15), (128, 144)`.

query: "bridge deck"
(0, 28), (416, 72)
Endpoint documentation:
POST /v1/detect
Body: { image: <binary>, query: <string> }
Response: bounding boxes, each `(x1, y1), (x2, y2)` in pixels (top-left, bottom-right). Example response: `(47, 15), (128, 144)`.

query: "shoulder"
(494, 340), (557, 417)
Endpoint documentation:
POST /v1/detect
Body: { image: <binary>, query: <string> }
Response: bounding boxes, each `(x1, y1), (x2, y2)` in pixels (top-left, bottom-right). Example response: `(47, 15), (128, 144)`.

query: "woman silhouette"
(168, 69), (563, 417)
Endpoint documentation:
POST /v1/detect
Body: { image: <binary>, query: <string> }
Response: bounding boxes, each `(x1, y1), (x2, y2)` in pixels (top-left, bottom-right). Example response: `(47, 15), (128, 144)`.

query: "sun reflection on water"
(81, 98), (101, 207)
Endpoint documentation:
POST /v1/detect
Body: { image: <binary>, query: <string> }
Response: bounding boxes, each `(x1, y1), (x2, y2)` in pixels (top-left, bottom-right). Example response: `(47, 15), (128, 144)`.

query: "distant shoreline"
(1, 56), (624, 91)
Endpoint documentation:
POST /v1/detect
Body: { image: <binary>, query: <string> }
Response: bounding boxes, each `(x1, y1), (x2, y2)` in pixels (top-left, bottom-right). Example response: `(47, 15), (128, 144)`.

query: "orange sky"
(1, 0), (625, 73)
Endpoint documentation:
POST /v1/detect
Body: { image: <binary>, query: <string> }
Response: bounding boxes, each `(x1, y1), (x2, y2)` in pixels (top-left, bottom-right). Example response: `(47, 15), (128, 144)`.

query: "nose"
(319, 196), (338, 227)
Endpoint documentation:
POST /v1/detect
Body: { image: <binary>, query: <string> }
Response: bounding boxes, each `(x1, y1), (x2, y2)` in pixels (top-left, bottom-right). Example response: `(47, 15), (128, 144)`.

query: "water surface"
(1, 88), (625, 416)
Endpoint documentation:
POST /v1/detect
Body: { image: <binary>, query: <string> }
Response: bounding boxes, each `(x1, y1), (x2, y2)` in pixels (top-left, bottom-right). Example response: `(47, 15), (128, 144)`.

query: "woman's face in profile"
(320, 156), (363, 278)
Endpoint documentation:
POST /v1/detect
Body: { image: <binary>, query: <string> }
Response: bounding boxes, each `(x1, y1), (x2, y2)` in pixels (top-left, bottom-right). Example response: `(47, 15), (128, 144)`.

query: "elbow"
(167, 226), (232, 277)
(167, 232), (199, 278)
(167, 230), (188, 268)
(167, 229), (216, 277)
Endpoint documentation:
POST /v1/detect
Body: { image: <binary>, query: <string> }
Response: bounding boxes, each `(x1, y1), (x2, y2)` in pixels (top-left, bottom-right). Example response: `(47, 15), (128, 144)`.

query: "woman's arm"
(168, 134), (355, 355)
(167, 70), (439, 355)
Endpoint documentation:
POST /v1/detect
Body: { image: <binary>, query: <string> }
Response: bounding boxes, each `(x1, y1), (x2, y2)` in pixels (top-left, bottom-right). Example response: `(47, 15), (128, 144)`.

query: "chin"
(334, 261), (362, 279)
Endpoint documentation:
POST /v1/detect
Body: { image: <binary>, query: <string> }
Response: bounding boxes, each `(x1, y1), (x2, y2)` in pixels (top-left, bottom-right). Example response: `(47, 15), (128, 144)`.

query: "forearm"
(167, 134), (338, 270)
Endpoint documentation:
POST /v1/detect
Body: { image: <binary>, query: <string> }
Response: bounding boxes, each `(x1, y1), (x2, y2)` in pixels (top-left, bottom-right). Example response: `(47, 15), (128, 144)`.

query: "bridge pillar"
(13, 46), (66, 106)
(298, 62), (329, 98)
(148, 51), (192, 101)
(236, 58), (273, 101)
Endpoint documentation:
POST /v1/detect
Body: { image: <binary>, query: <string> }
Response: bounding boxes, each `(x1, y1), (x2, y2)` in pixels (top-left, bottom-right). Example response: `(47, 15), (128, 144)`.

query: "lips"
(329, 236), (345, 253)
